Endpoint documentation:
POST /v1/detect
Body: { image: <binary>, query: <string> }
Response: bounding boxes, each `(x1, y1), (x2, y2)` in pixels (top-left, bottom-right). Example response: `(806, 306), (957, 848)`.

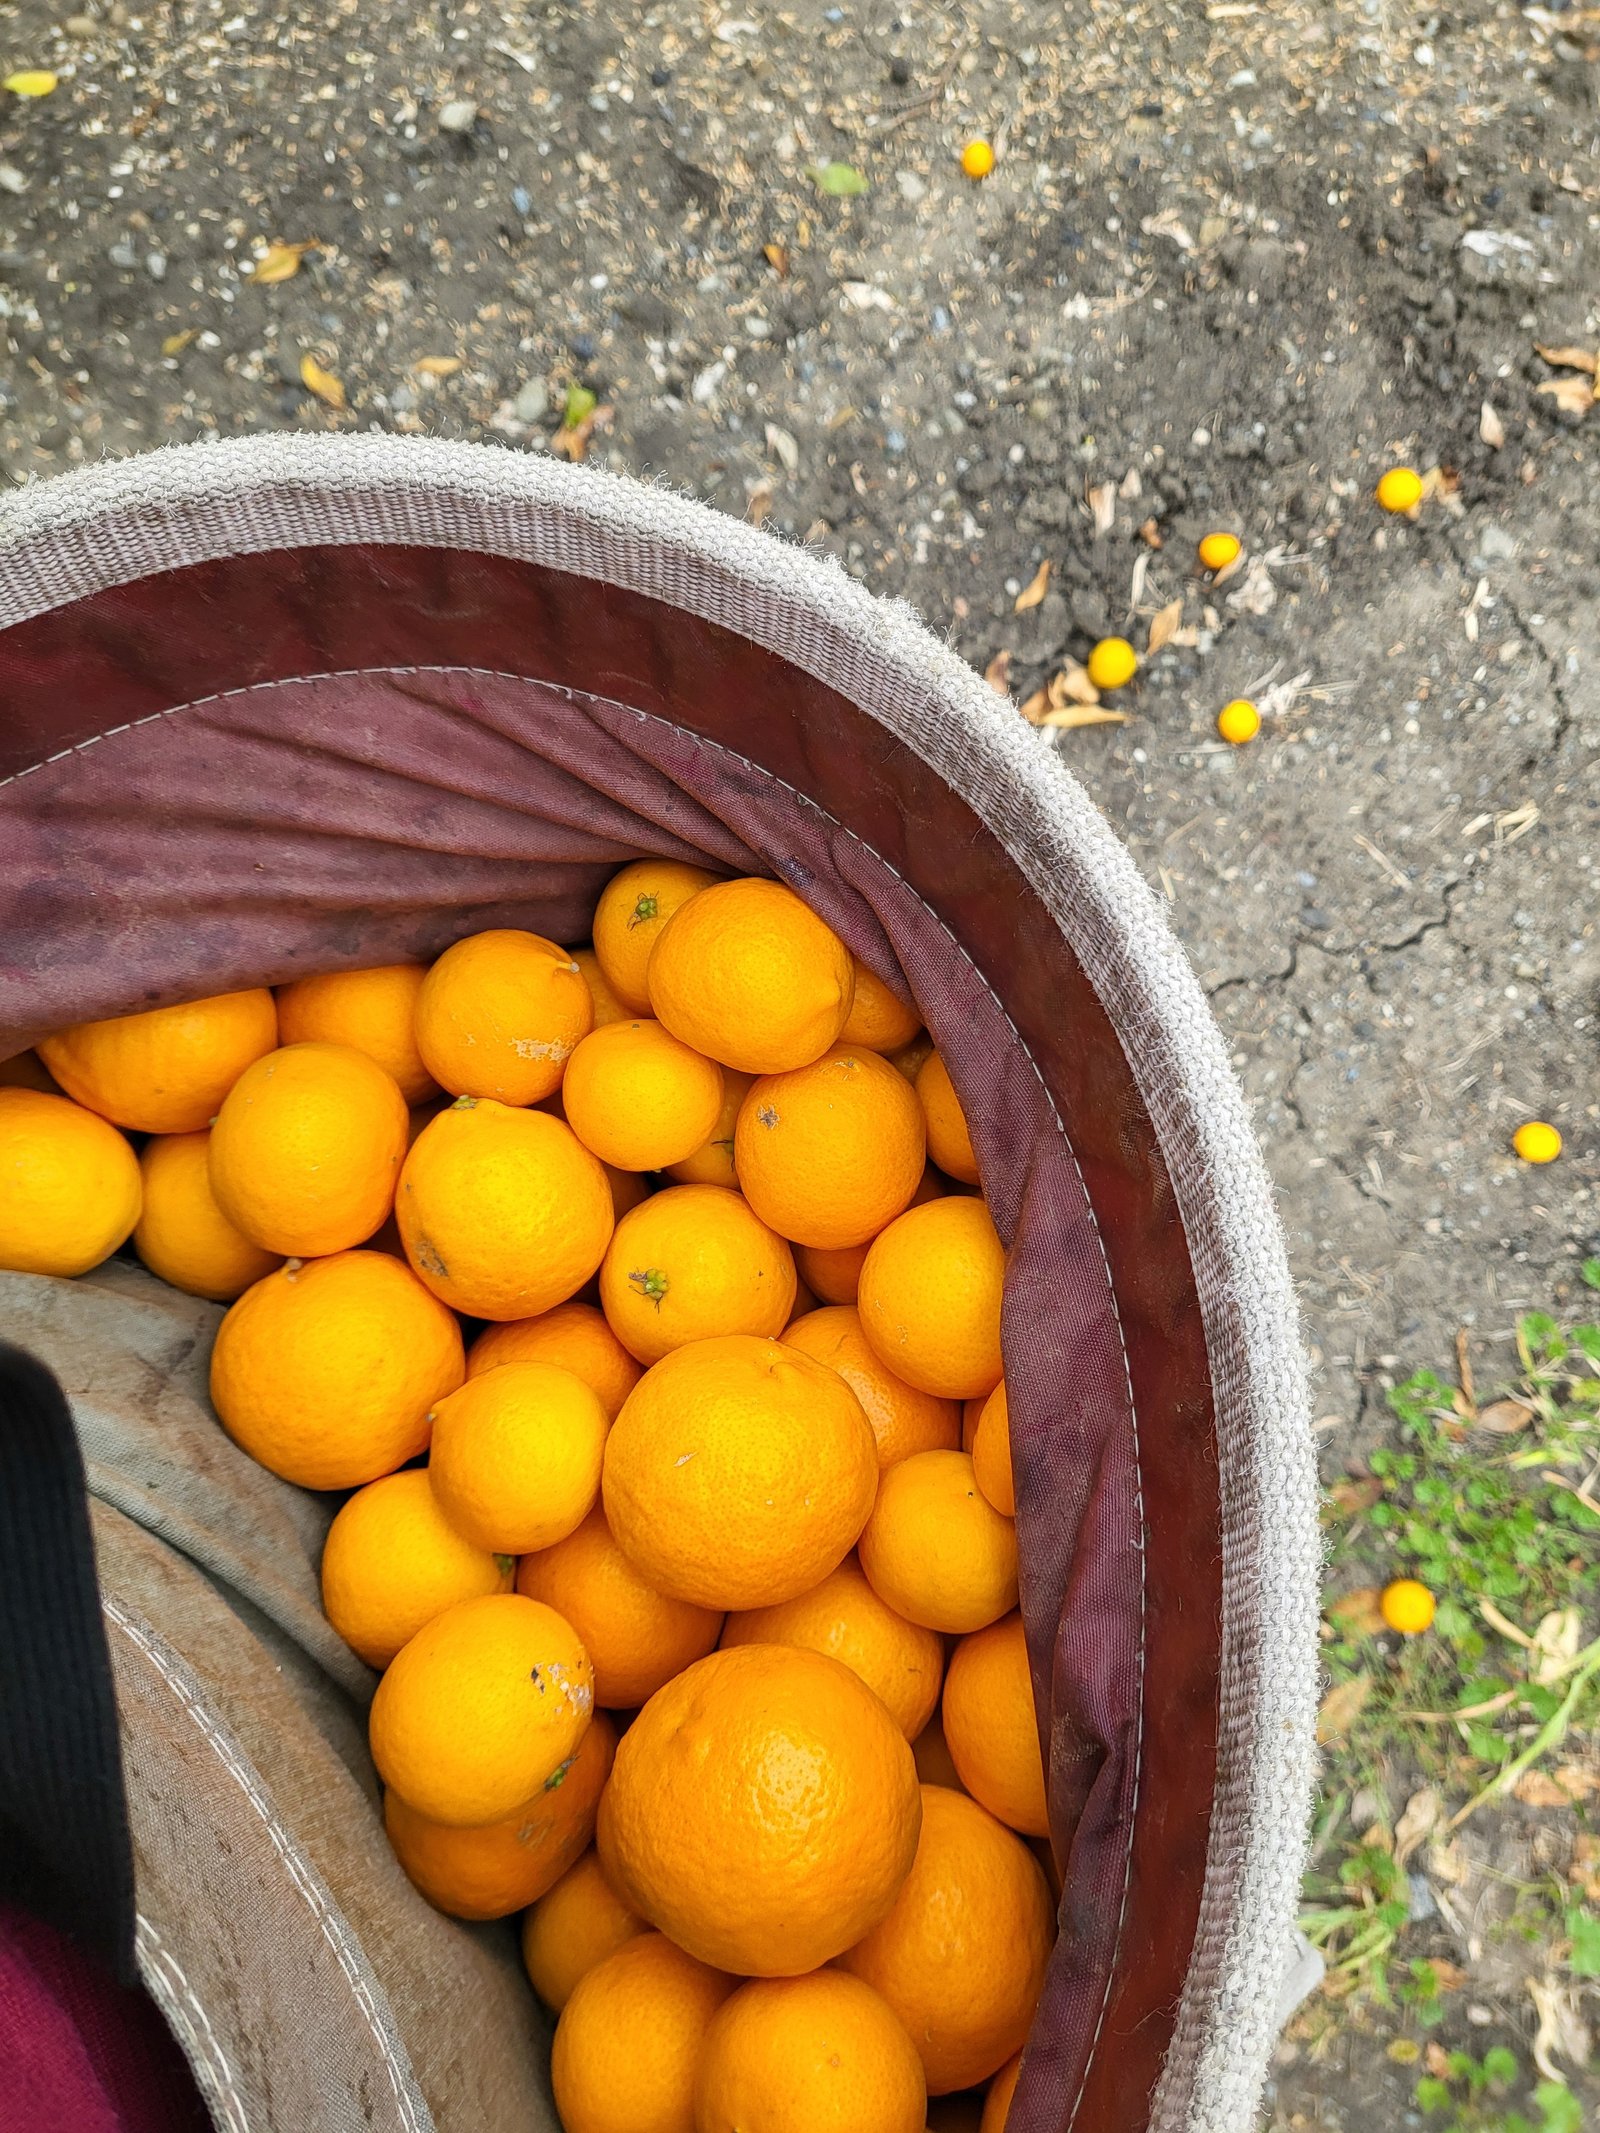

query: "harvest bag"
(0, 438), (1320, 2133)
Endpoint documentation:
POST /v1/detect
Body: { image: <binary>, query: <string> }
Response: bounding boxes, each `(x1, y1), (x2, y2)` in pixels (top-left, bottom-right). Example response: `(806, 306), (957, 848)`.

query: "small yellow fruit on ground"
(1376, 466), (1423, 515)
(38, 988), (278, 1133)
(397, 1098), (613, 1320)
(602, 1334), (878, 1609)
(663, 1066), (753, 1189)
(414, 929), (592, 1103)
(551, 1932), (734, 2133)
(370, 1592), (594, 1826)
(960, 138), (996, 179)
(782, 1304), (960, 1471)
(839, 1785), (1054, 2094)
(647, 877), (854, 1074)
(858, 1197), (1005, 1399)
(599, 1183), (795, 1366)
(1197, 532), (1241, 573)
(321, 1469), (513, 1669)
(916, 1051), (981, 1186)
(970, 1379), (1014, 1515)
(1379, 1577), (1436, 1635)
(383, 1710), (615, 1920)
(210, 1250), (463, 1488)
(592, 858), (722, 1014)
(695, 1971), (927, 2133)
(941, 1613), (1048, 1837)
(1512, 1120), (1561, 1165)
(133, 1130), (281, 1301)
(840, 959), (922, 1053)
(518, 1505), (724, 1709)
(1084, 637), (1138, 693)
(598, 1644), (922, 1974)
(428, 1361), (609, 1555)
(982, 2053), (1023, 2132)
(722, 1556), (944, 1740)
(860, 1451), (1019, 1634)
(563, 1019), (724, 1171)
(912, 1714), (968, 1794)
(1217, 698), (1261, 746)
(736, 1047), (926, 1250)
(522, 1848), (647, 2011)
(275, 963), (437, 1105)
(468, 1300), (641, 1418)
(208, 1041), (408, 1256)
(572, 947), (633, 1028)
(0, 1088), (141, 1278)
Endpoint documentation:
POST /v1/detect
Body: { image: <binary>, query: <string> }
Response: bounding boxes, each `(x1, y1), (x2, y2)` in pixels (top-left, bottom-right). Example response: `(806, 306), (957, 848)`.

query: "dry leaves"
(1532, 1608), (1583, 1685)
(1327, 1587), (1388, 1638)
(161, 329), (197, 357)
(1513, 1764), (1600, 1808)
(1146, 598), (1184, 658)
(1020, 666), (1128, 730)
(983, 650), (1012, 694)
(1138, 517), (1163, 548)
(1527, 1974), (1591, 2081)
(1570, 1835), (1600, 1902)
(762, 241), (791, 277)
(1479, 401), (1505, 449)
(1327, 1476), (1383, 1518)
(1535, 343), (1598, 376)
(299, 354), (346, 410)
(251, 241), (318, 285)
(764, 422), (799, 473)
(1475, 1397), (1533, 1434)
(550, 402), (612, 462)
(414, 355), (462, 377)
(1535, 342), (1599, 417)
(1087, 482), (1116, 536)
(1014, 561), (1051, 612)
(1316, 1673), (1372, 1744)
(1539, 374), (1594, 418)
(1394, 1786), (1443, 1868)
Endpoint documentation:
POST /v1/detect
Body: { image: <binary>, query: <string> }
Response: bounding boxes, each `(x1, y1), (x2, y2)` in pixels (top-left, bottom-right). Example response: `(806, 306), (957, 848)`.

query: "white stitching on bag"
(105, 1600), (424, 2133)
(36, 667), (1149, 2123)
(134, 1914), (251, 2133)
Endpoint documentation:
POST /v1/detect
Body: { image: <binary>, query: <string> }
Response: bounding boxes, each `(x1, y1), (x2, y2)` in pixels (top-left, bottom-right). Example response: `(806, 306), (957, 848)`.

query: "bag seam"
(134, 1913), (252, 2133)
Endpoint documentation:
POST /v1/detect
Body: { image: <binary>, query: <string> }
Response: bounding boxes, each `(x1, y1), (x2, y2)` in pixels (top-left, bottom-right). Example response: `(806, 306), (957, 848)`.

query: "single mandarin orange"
(916, 1052), (981, 1186)
(563, 1019), (724, 1171)
(551, 1932), (734, 2133)
(722, 1556), (943, 1740)
(860, 1452), (1018, 1634)
(788, 1273), (819, 1319)
(647, 877), (854, 1074)
(592, 858), (723, 1014)
(383, 1709), (615, 1920)
(1376, 466), (1423, 515)
(522, 1849), (647, 2011)
(468, 1300), (641, 1418)
(572, 946), (633, 1028)
(695, 1972), (927, 2133)
(370, 1592), (594, 1826)
(781, 1305), (960, 1471)
(518, 1506), (723, 1709)
(133, 1130), (280, 1301)
(941, 1614), (1048, 1838)
(912, 1715), (968, 1794)
(275, 963), (438, 1105)
(397, 1098), (613, 1320)
(858, 1198), (1005, 1399)
(960, 138), (996, 179)
(208, 1042), (408, 1256)
(1085, 637), (1137, 693)
(321, 1469), (512, 1669)
(210, 1251), (463, 1488)
(796, 1237), (869, 1304)
(0, 1049), (60, 1092)
(1216, 698), (1261, 746)
(839, 959), (922, 1053)
(1513, 1120), (1562, 1165)
(428, 1361), (608, 1555)
(888, 1031), (935, 1084)
(1197, 531), (1241, 573)
(38, 988), (278, 1133)
(664, 1067), (754, 1189)
(602, 1334), (877, 1610)
(971, 1380), (1014, 1516)
(736, 1047), (926, 1249)
(981, 2054), (1022, 2132)
(599, 1184), (795, 1366)
(0, 1088), (140, 1278)
(414, 928), (592, 1103)
(839, 1785), (1053, 2093)
(598, 1644), (921, 1974)
(1380, 1577), (1436, 1634)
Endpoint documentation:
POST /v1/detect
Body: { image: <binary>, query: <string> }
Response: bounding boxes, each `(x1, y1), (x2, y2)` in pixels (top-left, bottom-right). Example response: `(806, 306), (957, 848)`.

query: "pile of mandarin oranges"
(0, 862), (1054, 2133)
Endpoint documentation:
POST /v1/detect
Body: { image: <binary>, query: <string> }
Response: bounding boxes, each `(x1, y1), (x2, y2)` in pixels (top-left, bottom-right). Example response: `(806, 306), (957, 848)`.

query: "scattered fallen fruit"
(1512, 1120), (1562, 1165)
(960, 139), (996, 180)
(1197, 532), (1241, 572)
(1375, 467), (1424, 515)
(1084, 637), (1138, 692)
(1216, 698), (1261, 746)
(1380, 1578), (1437, 1636)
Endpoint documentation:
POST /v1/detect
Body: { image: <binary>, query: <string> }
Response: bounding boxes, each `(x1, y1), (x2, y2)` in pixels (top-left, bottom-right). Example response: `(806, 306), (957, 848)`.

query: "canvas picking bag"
(0, 436), (1321, 2133)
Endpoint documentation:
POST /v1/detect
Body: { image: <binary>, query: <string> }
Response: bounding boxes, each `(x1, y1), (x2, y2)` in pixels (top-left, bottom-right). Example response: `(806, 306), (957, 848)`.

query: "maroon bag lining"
(0, 545), (1221, 2133)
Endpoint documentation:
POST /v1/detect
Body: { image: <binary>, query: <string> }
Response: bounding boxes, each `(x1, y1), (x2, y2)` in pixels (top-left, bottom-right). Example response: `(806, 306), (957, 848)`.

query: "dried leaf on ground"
(1527, 1974), (1591, 2080)
(762, 242), (791, 277)
(1395, 1786), (1444, 1867)
(1539, 375), (1594, 417)
(1039, 704), (1129, 730)
(1014, 560), (1051, 612)
(1049, 664), (1101, 708)
(299, 354), (346, 410)
(1512, 1764), (1599, 1808)
(251, 241), (316, 285)
(161, 329), (197, 357)
(807, 160), (869, 197)
(1327, 1476), (1383, 1517)
(764, 422), (799, 472)
(1536, 343), (1598, 376)
(1018, 686), (1051, 723)
(1532, 1607), (1583, 1685)
(1480, 401), (1506, 449)
(1476, 1397), (1534, 1434)
(415, 355), (462, 377)
(550, 402), (611, 462)
(1087, 482), (1116, 535)
(983, 650), (1011, 695)
(1431, 1960), (1468, 1992)
(1226, 554), (1278, 616)
(1570, 1835), (1600, 1902)
(1317, 1673), (1372, 1743)
(1139, 517), (1163, 548)
(1427, 1838), (1471, 1887)
(1146, 598), (1184, 657)
(745, 482), (773, 528)
(1328, 1587), (1388, 1638)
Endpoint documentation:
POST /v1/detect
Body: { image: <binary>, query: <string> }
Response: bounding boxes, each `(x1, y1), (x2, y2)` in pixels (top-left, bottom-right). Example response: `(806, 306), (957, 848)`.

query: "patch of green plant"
(1415, 2046), (1583, 2133)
